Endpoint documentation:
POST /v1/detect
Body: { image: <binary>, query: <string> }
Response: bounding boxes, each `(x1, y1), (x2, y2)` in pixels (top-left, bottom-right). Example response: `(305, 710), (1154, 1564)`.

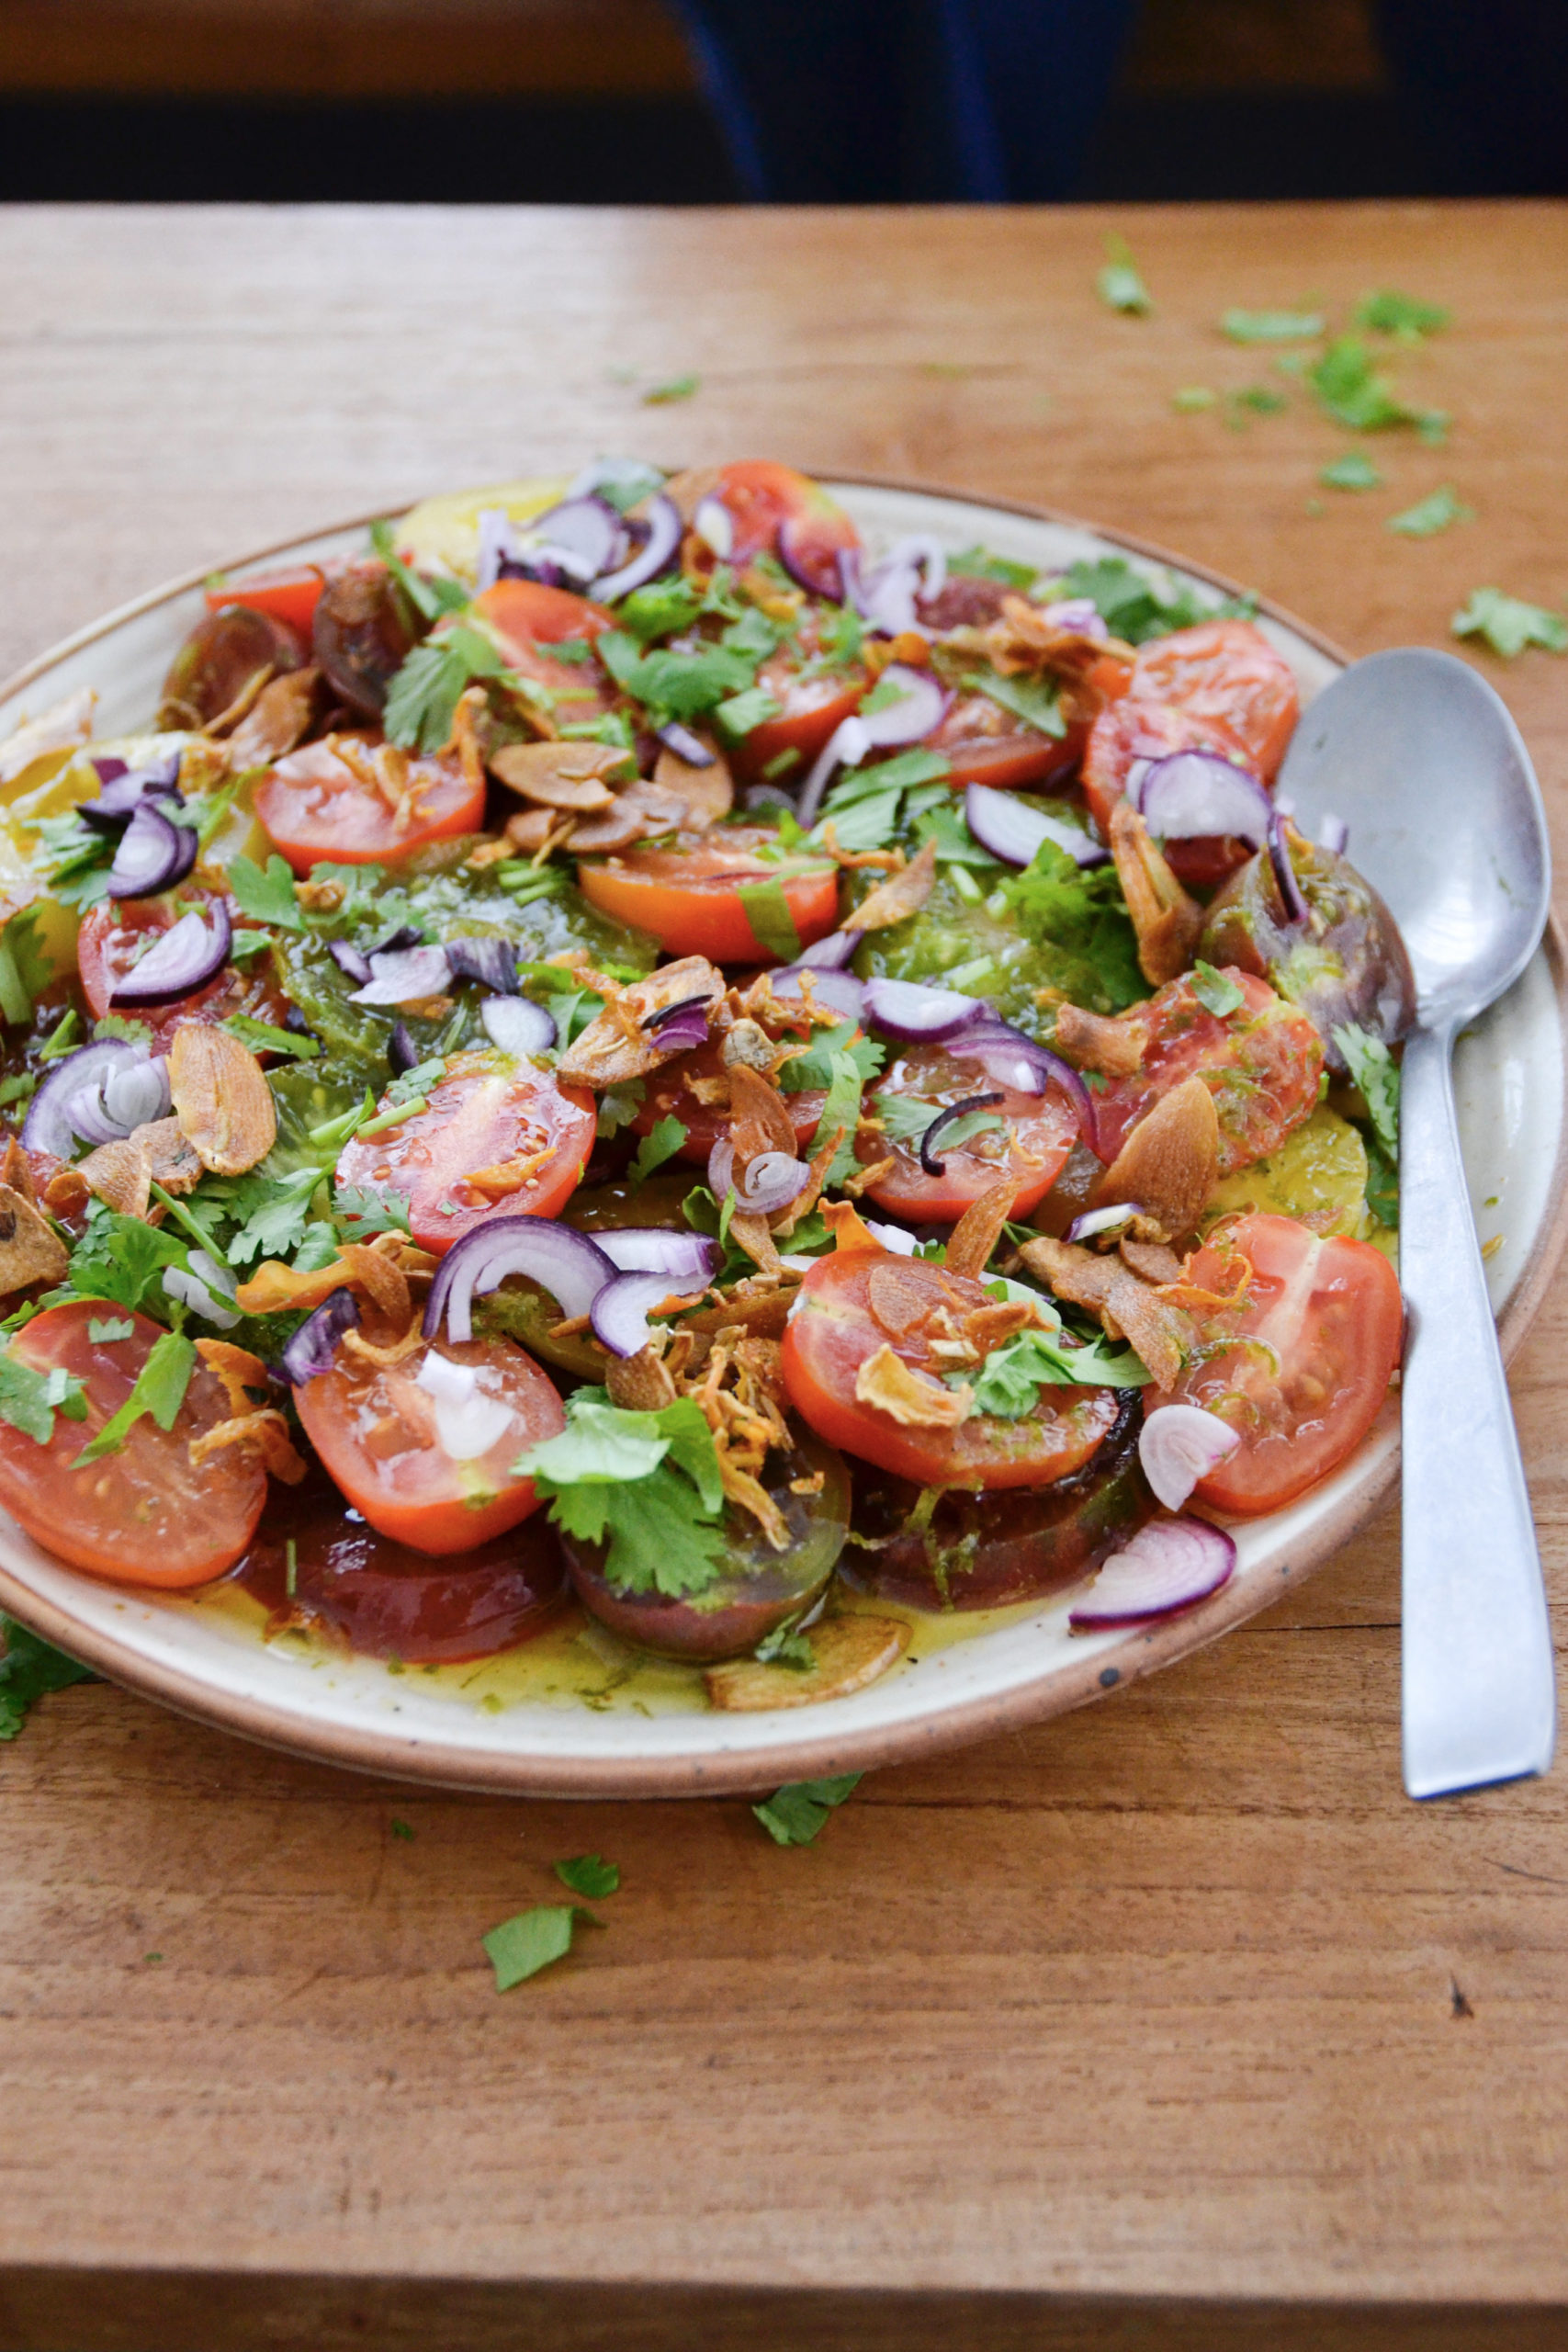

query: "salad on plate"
(0, 458), (1415, 1713)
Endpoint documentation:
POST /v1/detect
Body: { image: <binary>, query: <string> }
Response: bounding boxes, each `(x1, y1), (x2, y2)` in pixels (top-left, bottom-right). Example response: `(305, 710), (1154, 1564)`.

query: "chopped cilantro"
(762, 747), (802, 780)
(779, 1019), (883, 1093)
(1191, 959), (1245, 1016)
(221, 1013), (319, 1061)
(963, 667), (1065, 739)
(715, 686), (783, 744)
(753, 1774), (863, 1848)
(1356, 288), (1450, 342)
(1053, 555), (1208, 646)
(815, 604), (866, 666)
(73, 1329), (194, 1464)
(222, 1164), (328, 1266)
(0, 1613), (93, 1740)
(584, 456), (667, 513)
(389, 1817), (415, 1841)
(384, 621), (512, 754)
(736, 878), (802, 964)
(554, 1854), (620, 1898)
(1309, 336), (1446, 439)
(367, 518), (469, 625)
(92, 1013), (152, 1047)
(86, 1315), (134, 1343)
(1333, 1023), (1400, 1156)
(483, 1904), (603, 1990)
(517, 1391), (728, 1598)
(1388, 485), (1472, 537)
(1098, 234), (1152, 316)
(967, 1318), (1148, 1415)
(1364, 1136), (1398, 1229)
(1171, 386), (1217, 413)
(999, 840), (1145, 1012)
(60, 1206), (184, 1313)
(0, 910), (51, 1026)
(333, 1182), (411, 1239)
(1452, 587), (1567, 660)
(641, 373), (700, 405)
(628, 1114), (688, 1191)
(1319, 453), (1382, 491)
(752, 1620), (816, 1670)
(227, 853), (303, 931)
(617, 576), (702, 642)
(948, 546), (1038, 591)
(1229, 385), (1288, 420)
(0, 1351), (78, 1445)
(1220, 309), (1325, 343)
(807, 1046), (867, 1187)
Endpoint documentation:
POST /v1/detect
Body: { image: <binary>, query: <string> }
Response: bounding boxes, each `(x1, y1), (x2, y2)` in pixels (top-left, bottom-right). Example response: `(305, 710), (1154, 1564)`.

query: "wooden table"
(2, 201), (1567, 2352)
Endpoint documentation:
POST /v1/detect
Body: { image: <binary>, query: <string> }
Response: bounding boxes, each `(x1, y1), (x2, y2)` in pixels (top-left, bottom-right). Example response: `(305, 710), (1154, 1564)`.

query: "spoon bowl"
(1280, 646), (1555, 1801)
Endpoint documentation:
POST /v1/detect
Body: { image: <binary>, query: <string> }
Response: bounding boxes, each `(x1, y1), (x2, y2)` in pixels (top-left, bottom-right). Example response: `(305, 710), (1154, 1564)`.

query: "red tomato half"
(1092, 969), (1323, 1173)
(1168, 1213), (1403, 1513)
(729, 607), (870, 784)
(294, 1331), (564, 1555)
(254, 733), (487, 872)
(205, 565), (328, 637)
(1129, 619), (1300, 784)
(577, 828), (840, 963)
(707, 460), (860, 595)
(76, 890), (281, 1054)
(1082, 695), (1262, 889)
(0, 1306), (266, 1587)
(859, 1043), (1078, 1223)
(782, 1244), (1122, 1487)
(334, 1048), (596, 1253)
(470, 579), (620, 729)
(631, 1038), (826, 1165)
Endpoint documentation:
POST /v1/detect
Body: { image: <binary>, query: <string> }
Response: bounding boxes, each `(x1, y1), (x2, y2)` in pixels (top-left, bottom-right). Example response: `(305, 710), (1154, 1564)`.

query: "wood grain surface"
(1, 202), (1566, 2352)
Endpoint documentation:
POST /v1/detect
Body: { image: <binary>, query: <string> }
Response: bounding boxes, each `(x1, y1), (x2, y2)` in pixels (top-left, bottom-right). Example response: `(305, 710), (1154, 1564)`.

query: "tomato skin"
(1168, 1213), (1403, 1514)
(577, 828), (840, 963)
(1093, 968), (1324, 1173)
(0, 1306), (265, 1588)
(335, 1049), (596, 1253)
(470, 579), (621, 729)
(860, 1043), (1078, 1223)
(1130, 619), (1300, 784)
(294, 1332), (564, 1555)
(76, 891), (283, 1054)
(708, 460), (860, 593)
(205, 566), (328, 636)
(254, 734), (488, 872)
(781, 1247), (1124, 1488)
(631, 1038), (826, 1165)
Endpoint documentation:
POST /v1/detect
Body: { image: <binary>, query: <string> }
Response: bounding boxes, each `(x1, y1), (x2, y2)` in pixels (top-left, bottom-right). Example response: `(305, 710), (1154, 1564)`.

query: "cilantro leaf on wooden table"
(1355, 288), (1450, 342)
(1319, 453), (1383, 492)
(555, 1854), (620, 1898)
(753, 1775), (863, 1848)
(1309, 336), (1448, 441)
(1097, 234), (1152, 316)
(1388, 487), (1472, 537)
(1220, 310), (1325, 343)
(1451, 588), (1567, 659)
(483, 1904), (604, 1990)
(641, 374), (700, 405)
(0, 1613), (94, 1741)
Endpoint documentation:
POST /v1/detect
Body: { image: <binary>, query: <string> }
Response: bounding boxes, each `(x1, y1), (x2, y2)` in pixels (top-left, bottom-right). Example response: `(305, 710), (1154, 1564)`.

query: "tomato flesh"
(0, 1306), (265, 1587)
(293, 1331), (565, 1555)
(577, 827), (840, 962)
(335, 1048), (597, 1253)
(860, 1043), (1078, 1223)
(206, 565), (328, 637)
(76, 890), (283, 1054)
(470, 579), (621, 729)
(781, 1246), (1122, 1488)
(1130, 618), (1300, 784)
(730, 645), (868, 786)
(1093, 968), (1324, 1172)
(708, 460), (860, 594)
(254, 734), (487, 873)
(1168, 1213), (1403, 1513)
(631, 1037), (826, 1165)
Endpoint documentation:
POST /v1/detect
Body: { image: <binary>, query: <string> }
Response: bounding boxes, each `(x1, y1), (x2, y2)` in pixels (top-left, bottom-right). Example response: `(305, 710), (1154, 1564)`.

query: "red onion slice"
(642, 992), (714, 1035)
(964, 782), (1109, 870)
(99, 1055), (171, 1132)
(918, 1091), (1005, 1175)
(794, 927), (863, 972)
(692, 495), (735, 560)
(479, 996), (557, 1057)
(946, 1023), (1097, 1150)
(860, 662), (950, 748)
(1269, 811), (1311, 923)
(590, 1269), (707, 1360)
(423, 1215), (617, 1346)
(329, 939), (373, 988)
(655, 718), (715, 767)
(519, 495), (623, 586)
(22, 1039), (151, 1158)
(771, 965), (865, 1024)
(1040, 596), (1110, 641)
(1140, 752), (1271, 845)
(863, 1220), (919, 1256)
(859, 539), (947, 637)
(863, 975), (987, 1043)
(592, 493), (682, 602)
(775, 509), (866, 601)
(1138, 1404), (1243, 1512)
(108, 901), (232, 1008)
(388, 1021), (421, 1075)
(106, 799), (197, 899)
(476, 507), (524, 593)
(350, 944), (453, 1006)
(1068, 1515), (1236, 1631)
(280, 1288), (363, 1385)
(707, 1138), (811, 1216)
(446, 936), (521, 996)
(1066, 1201), (1143, 1245)
(596, 1230), (720, 1281)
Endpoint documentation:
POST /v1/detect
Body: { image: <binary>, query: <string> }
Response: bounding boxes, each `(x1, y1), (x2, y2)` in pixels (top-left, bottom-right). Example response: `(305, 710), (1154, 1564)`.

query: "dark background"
(0, 0), (1562, 203)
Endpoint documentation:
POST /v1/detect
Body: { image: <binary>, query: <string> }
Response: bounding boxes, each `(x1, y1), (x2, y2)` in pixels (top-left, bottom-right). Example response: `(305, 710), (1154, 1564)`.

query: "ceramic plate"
(0, 479), (1562, 1796)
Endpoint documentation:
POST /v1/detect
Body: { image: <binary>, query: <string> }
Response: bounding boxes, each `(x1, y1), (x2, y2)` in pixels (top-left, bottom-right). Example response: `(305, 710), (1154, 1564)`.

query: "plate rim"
(2, 474), (1564, 1797)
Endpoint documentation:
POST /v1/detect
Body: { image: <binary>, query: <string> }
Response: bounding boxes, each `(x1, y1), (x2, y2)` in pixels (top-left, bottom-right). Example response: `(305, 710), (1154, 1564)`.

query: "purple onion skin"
(388, 1021), (421, 1076)
(1067, 1516), (1236, 1632)
(917, 1091), (1005, 1177)
(329, 939), (373, 988)
(280, 1289), (362, 1385)
(422, 1215), (616, 1344)
(642, 992), (715, 1033)
(108, 901), (233, 1009)
(21, 1039), (146, 1159)
(445, 936), (521, 996)
(1139, 751), (1271, 846)
(656, 720), (715, 767)
(794, 927), (863, 972)
(106, 800), (197, 899)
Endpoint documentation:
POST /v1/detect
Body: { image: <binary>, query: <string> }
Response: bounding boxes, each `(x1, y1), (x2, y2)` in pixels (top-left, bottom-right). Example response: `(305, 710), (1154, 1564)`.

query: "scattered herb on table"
(0, 1613), (94, 1741)
(1319, 453), (1383, 492)
(483, 1904), (603, 1990)
(1451, 588), (1568, 660)
(555, 1854), (621, 1898)
(1388, 486), (1472, 537)
(1097, 234), (1152, 316)
(754, 1774), (863, 1848)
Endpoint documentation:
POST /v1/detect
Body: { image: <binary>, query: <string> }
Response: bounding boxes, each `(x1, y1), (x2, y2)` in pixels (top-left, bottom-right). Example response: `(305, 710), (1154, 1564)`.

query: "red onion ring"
(964, 782), (1109, 870)
(595, 1230), (720, 1282)
(446, 936), (521, 996)
(592, 493), (682, 602)
(917, 1091), (1005, 1176)
(108, 900), (232, 1008)
(106, 799), (197, 899)
(590, 1269), (708, 1360)
(329, 939), (373, 987)
(1140, 752), (1272, 845)
(23, 1039), (153, 1158)
(655, 719), (716, 767)
(1066, 1201), (1143, 1245)
(863, 975), (987, 1043)
(1068, 1515), (1236, 1631)
(1138, 1404), (1243, 1512)
(423, 1215), (616, 1346)
(1269, 811), (1311, 923)
(350, 944), (453, 1006)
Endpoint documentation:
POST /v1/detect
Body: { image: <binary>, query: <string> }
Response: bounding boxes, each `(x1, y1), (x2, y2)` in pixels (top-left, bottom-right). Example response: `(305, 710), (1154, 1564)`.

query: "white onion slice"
(162, 1250), (242, 1331)
(1068, 1515), (1237, 1631)
(693, 495), (735, 559)
(351, 945), (452, 1006)
(1139, 1405), (1243, 1511)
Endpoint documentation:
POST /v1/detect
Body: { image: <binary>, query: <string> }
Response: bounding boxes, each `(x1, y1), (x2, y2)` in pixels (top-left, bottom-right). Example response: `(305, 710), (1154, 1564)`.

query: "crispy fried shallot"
(1109, 801), (1204, 988)
(1095, 1074), (1219, 1245)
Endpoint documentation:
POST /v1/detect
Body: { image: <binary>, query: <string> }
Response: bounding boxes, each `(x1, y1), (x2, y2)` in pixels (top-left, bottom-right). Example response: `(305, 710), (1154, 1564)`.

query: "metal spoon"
(1278, 646), (1555, 1799)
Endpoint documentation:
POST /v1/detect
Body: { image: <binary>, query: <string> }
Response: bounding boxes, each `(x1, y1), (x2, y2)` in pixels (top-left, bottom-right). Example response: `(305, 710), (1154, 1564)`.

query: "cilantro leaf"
(1171, 386), (1217, 413)
(0, 1351), (69, 1445)
(808, 1046), (867, 1185)
(1333, 1023), (1400, 1157)
(222, 1013), (319, 1061)
(228, 853), (303, 932)
(752, 1620), (816, 1669)
(999, 840), (1145, 1012)
(1364, 1136), (1398, 1229)
(367, 518), (469, 624)
(1388, 486), (1472, 537)
(554, 1854), (620, 1898)
(384, 622), (510, 753)
(716, 687), (784, 744)
(483, 1904), (603, 1990)
(1191, 960), (1245, 1016)
(1451, 587), (1567, 659)
(968, 1322), (1149, 1416)
(736, 878), (802, 963)
(617, 575), (702, 642)
(61, 1206), (185, 1313)
(87, 1315), (134, 1343)
(628, 1114), (688, 1191)
(1097, 234), (1152, 316)
(597, 633), (755, 722)
(779, 1019), (884, 1093)
(641, 373), (699, 405)
(73, 1329), (195, 1464)
(1221, 309), (1325, 343)
(753, 1774), (863, 1847)
(0, 1613), (93, 1741)
(222, 1165), (327, 1266)
(1356, 288), (1450, 342)
(518, 1392), (728, 1597)
(1309, 335), (1447, 438)
(1054, 555), (1208, 646)
(1319, 453), (1382, 491)
(964, 667), (1066, 739)
(948, 546), (1039, 592)
(0, 909), (52, 1025)
(333, 1182), (410, 1239)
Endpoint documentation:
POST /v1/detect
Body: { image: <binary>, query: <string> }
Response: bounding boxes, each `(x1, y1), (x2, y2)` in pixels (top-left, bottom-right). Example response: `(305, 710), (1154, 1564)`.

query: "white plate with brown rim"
(0, 476), (1563, 1797)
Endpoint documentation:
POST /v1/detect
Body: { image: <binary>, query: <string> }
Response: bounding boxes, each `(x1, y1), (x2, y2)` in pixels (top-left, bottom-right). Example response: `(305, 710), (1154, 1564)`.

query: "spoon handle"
(1399, 1022), (1555, 1798)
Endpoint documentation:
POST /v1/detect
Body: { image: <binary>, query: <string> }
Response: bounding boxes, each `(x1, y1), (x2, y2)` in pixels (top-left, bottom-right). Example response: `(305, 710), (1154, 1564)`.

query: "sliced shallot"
(964, 782), (1108, 870)
(108, 901), (232, 1007)
(1139, 752), (1272, 845)
(1068, 1515), (1236, 1630)
(1066, 1201), (1142, 1245)
(106, 798), (197, 899)
(1138, 1404), (1243, 1512)
(595, 1229), (720, 1281)
(770, 964), (864, 1024)
(446, 935), (521, 996)
(280, 1288), (362, 1385)
(917, 1091), (1005, 1176)
(590, 1269), (706, 1360)
(22, 1039), (152, 1159)
(592, 493), (682, 602)
(1269, 810), (1311, 923)
(423, 1216), (616, 1346)
(329, 939), (373, 988)
(350, 944), (452, 1006)
(479, 995), (557, 1057)
(863, 974), (985, 1043)
(414, 1351), (516, 1462)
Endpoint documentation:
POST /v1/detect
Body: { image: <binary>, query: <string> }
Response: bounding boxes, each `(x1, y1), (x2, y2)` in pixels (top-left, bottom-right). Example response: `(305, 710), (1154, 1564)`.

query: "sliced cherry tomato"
(293, 1330), (564, 1555)
(781, 1243), (1123, 1488)
(470, 579), (620, 729)
(205, 565), (329, 637)
(1129, 619), (1300, 784)
(577, 827), (840, 963)
(1082, 695), (1261, 889)
(706, 460), (860, 594)
(334, 1047), (596, 1253)
(1167, 1212), (1403, 1513)
(1091, 968), (1324, 1172)
(729, 606), (869, 784)
(859, 1043), (1078, 1223)
(254, 732), (488, 872)
(631, 1037), (826, 1166)
(76, 889), (283, 1055)
(0, 1306), (265, 1587)
(929, 707), (1072, 793)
